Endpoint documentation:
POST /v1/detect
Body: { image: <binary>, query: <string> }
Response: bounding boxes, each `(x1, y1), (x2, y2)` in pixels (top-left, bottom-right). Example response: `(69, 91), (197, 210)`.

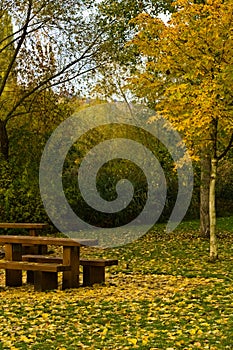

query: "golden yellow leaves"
(0, 227), (232, 349)
(128, 337), (137, 346)
(128, 0), (233, 153)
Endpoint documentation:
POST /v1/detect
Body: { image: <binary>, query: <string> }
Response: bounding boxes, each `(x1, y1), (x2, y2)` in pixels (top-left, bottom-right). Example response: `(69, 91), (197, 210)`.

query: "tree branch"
(5, 34), (103, 121)
(0, 0), (33, 97)
(217, 132), (233, 161)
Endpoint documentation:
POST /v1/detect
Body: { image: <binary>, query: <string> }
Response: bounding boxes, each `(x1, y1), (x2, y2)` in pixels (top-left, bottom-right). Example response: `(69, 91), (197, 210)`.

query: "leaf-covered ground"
(0, 217), (233, 349)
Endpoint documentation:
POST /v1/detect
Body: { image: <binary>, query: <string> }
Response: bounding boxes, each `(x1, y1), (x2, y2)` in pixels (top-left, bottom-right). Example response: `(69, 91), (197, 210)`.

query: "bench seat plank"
(80, 259), (118, 267)
(0, 261), (71, 272)
(22, 255), (63, 264)
(22, 255), (118, 267)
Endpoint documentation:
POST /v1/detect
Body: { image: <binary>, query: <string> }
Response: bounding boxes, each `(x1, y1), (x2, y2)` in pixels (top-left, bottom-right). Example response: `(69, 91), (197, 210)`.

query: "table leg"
(38, 244), (48, 254)
(62, 246), (80, 289)
(4, 243), (22, 287)
(29, 228), (36, 236)
(34, 271), (58, 291)
(26, 245), (48, 284)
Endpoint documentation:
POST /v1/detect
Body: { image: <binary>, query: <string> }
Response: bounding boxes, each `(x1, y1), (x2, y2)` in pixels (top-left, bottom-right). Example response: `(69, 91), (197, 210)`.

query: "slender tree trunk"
(200, 153), (211, 238)
(209, 157), (218, 261)
(0, 119), (9, 161)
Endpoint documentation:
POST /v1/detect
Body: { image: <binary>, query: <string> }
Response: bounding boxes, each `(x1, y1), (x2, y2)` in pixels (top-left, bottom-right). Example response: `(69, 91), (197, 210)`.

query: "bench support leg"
(62, 246), (79, 289)
(6, 269), (22, 287)
(34, 271), (58, 291)
(25, 245), (48, 284)
(26, 271), (34, 284)
(5, 243), (22, 286)
(83, 266), (105, 286)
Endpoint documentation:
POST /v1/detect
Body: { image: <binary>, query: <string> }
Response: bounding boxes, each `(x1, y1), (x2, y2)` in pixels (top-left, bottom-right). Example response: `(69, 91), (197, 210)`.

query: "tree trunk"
(200, 153), (211, 238)
(209, 157), (218, 261)
(0, 119), (9, 161)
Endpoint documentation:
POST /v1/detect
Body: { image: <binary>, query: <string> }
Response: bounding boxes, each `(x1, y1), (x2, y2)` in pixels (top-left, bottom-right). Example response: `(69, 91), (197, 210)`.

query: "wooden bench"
(0, 261), (71, 291)
(22, 255), (118, 286)
(81, 259), (118, 286)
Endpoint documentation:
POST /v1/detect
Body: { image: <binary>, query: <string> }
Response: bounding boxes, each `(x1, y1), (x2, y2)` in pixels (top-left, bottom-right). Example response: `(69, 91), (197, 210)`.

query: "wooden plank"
(0, 223), (49, 229)
(80, 259), (118, 267)
(0, 235), (97, 247)
(23, 255), (63, 264)
(0, 261), (71, 272)
(22, 255), (118, 267)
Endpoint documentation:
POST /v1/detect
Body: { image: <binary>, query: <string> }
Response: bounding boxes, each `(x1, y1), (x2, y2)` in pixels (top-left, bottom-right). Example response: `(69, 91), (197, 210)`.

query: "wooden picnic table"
(0, 222), (50, 255)
(0, 235), (98, 291)
(0, 223), (49, 236)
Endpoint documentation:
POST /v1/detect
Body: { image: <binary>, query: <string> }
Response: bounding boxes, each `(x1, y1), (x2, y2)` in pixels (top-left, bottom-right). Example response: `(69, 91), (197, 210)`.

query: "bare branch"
(217, 132), (233, 161)
(5, 32), (103, 121)
(0, 0), (33, 97)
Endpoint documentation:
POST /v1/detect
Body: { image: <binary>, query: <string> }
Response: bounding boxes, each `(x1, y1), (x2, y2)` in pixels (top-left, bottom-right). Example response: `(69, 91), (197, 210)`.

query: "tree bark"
(200, 153), (211, 238)
(209, 157), (218, 261)
(0, 119), (9, 161)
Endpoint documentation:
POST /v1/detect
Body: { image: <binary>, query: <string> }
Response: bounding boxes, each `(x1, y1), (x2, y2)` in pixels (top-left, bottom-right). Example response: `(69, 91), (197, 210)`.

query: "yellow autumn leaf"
(128, 338), (137, 345)
(189, 328), (197, 335)
(102, 327), (108, 336)
(19, 335), (32, 343)
(142, 335), (149, 345)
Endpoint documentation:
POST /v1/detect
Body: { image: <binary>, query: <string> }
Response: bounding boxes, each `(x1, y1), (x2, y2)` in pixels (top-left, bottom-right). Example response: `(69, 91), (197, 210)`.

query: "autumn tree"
(128, 0), (233, 261)
(0, 0), (106, 161)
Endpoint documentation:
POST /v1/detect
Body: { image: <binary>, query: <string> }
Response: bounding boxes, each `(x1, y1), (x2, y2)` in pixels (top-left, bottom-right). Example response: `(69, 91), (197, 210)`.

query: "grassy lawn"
(0, 217), (233, 349)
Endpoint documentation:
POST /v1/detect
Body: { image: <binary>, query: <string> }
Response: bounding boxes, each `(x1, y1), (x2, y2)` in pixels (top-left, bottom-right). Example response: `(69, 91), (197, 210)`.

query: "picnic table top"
(0, 223), (49, 229)
(0, 235), (98, 247)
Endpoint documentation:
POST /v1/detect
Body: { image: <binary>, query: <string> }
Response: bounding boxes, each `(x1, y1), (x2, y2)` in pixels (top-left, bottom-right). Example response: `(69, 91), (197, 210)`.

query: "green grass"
(0, 217), (233, 349)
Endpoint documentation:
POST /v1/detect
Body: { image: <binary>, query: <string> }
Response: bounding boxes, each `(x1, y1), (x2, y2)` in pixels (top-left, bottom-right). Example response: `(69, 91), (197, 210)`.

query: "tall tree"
(0, 10), (18, 159)
(127, 0), (233, 261)
(0, 0), (105, 160)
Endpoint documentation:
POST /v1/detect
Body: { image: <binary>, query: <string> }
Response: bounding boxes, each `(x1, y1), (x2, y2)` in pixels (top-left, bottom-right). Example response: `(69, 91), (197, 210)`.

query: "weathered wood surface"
(0, 235), (98, 247)
(0, 261), (71, 272)
(0, 223), (48, 229)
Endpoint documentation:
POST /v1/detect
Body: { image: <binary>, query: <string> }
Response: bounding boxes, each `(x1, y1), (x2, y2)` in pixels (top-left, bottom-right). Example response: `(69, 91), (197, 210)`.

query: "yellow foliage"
(128, 0), (233, 157)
